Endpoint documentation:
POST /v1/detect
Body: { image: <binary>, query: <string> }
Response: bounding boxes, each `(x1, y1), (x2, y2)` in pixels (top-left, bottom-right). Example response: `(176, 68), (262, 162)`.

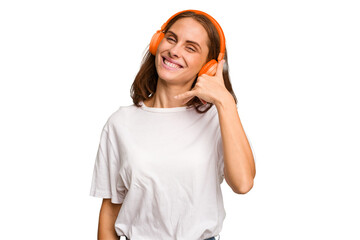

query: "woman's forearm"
(98, 217), (119, 240)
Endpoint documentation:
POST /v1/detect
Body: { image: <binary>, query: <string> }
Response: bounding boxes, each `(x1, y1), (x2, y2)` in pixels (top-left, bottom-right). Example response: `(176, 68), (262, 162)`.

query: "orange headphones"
(149, 9), (226, 76)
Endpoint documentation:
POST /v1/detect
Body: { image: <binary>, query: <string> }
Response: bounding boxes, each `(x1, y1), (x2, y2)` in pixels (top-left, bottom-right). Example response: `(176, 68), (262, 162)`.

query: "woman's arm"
(215, 94), (256, 194)
(98, 199), (122, 240)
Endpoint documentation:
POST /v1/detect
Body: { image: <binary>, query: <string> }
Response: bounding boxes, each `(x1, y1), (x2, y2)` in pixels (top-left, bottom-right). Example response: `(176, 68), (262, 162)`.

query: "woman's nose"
(169, 44), (181, 58)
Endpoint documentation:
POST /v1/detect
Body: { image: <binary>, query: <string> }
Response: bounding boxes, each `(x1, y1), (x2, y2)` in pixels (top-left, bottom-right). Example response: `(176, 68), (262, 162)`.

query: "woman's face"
(155, 17), (210, 84)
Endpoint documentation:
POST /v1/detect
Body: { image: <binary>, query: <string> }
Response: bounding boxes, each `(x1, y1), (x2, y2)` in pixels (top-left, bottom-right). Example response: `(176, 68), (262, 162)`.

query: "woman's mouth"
(162, 57), (183, 70)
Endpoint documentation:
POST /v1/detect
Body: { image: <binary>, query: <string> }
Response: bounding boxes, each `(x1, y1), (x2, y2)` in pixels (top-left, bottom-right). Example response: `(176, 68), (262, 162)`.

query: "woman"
(90, 9), (256, 240)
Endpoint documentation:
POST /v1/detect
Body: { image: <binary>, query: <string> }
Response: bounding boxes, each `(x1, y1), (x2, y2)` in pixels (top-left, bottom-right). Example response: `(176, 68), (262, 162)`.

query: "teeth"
(164, 58), (181, 69)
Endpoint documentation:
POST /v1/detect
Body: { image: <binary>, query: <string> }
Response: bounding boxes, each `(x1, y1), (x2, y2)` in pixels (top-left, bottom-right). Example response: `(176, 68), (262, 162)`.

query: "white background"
(0, 0), (359, 239)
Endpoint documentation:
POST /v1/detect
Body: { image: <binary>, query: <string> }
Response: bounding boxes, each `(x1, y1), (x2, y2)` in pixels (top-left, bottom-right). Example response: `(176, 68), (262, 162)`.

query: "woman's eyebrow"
(167, 30), (202, 51)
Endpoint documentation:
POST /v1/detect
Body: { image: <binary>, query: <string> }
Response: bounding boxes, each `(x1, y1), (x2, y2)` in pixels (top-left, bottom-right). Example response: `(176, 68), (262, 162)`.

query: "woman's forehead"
(167, 17), (210, 46)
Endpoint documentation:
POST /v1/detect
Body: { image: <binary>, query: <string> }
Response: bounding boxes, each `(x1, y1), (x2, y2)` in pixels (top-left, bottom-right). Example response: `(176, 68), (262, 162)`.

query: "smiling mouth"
(162, 57), (183, 69)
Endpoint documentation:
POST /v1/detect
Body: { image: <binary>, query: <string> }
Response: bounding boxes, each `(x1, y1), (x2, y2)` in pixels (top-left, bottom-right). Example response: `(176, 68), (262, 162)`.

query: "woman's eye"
(187, 46), (196, 52)
(167, 37), (175, 42)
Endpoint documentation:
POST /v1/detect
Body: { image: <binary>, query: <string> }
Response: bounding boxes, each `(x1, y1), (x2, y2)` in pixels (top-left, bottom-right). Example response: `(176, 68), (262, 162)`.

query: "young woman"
(90, 9), (256, 240)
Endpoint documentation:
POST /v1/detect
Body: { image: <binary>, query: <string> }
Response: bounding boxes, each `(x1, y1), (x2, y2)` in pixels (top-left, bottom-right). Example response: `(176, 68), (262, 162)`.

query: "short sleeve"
(216, 127), (225, 184)
(89, 123), (126, 204)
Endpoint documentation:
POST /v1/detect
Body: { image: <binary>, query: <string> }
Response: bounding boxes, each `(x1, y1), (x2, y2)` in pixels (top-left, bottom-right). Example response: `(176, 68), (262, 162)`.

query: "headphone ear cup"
(149, 31), (165, 55)
(198, 59), (218, 76)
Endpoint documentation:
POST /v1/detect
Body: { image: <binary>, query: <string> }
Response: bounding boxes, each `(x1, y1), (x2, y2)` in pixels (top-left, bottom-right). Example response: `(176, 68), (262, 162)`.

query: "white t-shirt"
(90, 100), (228, 240)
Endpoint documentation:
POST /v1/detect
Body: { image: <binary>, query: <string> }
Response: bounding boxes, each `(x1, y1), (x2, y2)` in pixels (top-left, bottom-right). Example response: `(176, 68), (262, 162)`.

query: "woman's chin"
(157, 71), (181, 82)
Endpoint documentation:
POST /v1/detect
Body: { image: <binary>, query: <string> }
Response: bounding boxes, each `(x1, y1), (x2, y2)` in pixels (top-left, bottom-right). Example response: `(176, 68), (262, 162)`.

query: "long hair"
(130, 11), (238, 114)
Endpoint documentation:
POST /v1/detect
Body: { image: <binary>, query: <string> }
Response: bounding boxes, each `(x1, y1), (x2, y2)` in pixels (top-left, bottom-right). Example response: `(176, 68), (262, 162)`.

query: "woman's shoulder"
(104, 102), (139, 127)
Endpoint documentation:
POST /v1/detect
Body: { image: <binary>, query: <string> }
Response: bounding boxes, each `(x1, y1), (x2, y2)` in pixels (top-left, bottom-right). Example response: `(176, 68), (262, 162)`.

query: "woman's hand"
(174, 59), (230, 105)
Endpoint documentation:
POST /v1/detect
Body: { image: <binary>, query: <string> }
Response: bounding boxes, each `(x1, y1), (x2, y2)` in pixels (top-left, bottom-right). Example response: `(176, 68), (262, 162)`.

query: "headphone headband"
(159, 10), (226, 62)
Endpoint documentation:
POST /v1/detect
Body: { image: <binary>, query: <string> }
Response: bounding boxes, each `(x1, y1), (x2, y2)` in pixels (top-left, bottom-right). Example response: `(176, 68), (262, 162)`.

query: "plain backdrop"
(0, 0), (359, 239)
